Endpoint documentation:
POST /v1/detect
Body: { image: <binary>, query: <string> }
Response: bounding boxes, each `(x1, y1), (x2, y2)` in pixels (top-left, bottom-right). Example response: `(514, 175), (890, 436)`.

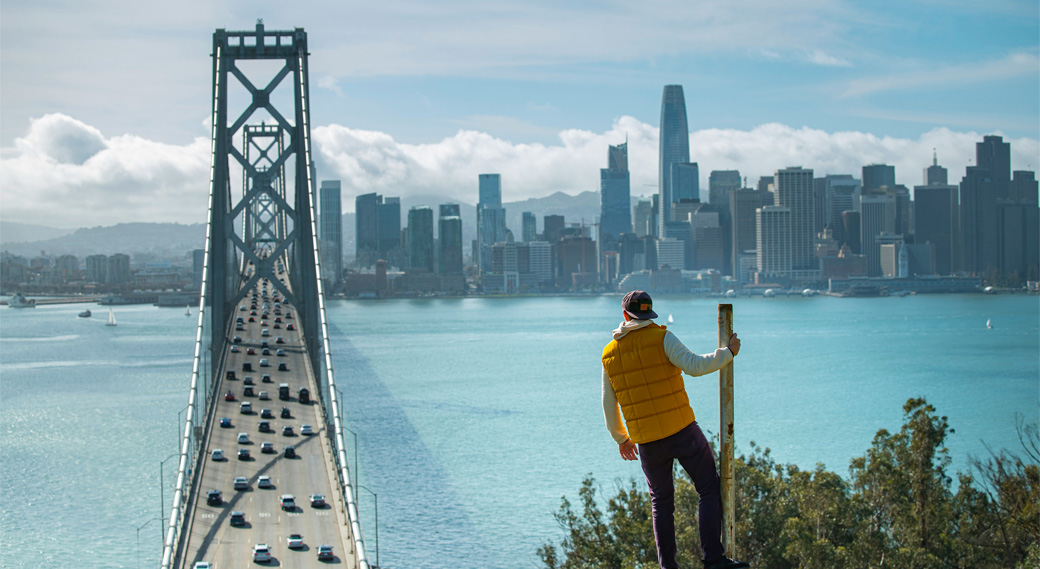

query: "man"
(602, 290), (748, 569)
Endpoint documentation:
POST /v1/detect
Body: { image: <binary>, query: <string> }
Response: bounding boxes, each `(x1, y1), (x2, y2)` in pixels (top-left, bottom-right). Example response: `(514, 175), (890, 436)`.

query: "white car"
(234, 476), (249, 490)
(300, 424), (314, 436)
(257, 475), (273, 489)
(261, 328), (270, 337)
(252, 543), (272, 562)
(238, 432), (250, 444)
(240, 401), (252, 414)
(211, 449), (224, 461)
(287, 533), (304, 549)
(193, 563), (212, 569)
(259, 358), (270, 367)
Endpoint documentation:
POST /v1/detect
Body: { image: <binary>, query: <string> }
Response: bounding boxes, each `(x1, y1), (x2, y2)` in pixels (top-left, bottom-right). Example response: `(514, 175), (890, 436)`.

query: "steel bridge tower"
(206, 20), (322, 378)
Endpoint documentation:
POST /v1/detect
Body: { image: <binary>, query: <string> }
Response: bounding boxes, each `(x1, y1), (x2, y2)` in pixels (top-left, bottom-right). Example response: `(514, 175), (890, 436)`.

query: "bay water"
(1, 295), (1037, 568)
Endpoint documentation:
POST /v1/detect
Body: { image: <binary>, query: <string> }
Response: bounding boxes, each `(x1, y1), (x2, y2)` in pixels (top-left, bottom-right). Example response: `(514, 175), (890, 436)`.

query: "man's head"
(622, 290), (658, 320)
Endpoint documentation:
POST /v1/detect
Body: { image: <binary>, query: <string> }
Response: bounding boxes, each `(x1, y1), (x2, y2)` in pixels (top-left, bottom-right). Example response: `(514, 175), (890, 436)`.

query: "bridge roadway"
(178, 277), (357, 568)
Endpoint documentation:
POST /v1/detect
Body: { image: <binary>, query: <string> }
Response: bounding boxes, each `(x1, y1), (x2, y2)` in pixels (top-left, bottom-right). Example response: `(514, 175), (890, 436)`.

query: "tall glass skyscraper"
(477, 174), (507, 275)
(600, 142), (632, 249)
(659, 85), (690, 237)
(319, 180), (342, 287)
(439, 204), (463, 274)
(407, 206), (435, 272)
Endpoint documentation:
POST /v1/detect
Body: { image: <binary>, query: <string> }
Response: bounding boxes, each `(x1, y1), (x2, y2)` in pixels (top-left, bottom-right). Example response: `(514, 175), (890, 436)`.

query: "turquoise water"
(1, 295), (1037, 568)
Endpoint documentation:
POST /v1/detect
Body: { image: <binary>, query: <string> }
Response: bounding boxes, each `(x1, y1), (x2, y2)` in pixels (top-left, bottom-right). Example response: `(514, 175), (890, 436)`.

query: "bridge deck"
(178, 277), (357, 568)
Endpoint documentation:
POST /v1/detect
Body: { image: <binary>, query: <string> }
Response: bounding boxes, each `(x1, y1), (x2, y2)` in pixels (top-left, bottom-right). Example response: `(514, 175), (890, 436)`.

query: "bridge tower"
(206, 20), (322, 380)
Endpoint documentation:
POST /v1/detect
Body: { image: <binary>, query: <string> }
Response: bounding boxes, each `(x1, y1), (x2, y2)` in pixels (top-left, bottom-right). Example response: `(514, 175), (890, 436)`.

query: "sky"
(1, 0), (1038, 229)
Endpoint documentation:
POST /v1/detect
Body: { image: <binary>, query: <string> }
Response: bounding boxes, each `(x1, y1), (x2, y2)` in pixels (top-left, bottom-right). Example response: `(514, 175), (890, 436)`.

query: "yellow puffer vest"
(602, 323), (695, 444)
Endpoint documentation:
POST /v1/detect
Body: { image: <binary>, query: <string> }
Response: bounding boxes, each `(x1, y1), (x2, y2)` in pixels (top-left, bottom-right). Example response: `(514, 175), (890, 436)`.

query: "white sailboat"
(667, 314), (674, 324)
(986, 319), (992, 329)
(106, 309), (117, 327)
(185, 305), (191, 316)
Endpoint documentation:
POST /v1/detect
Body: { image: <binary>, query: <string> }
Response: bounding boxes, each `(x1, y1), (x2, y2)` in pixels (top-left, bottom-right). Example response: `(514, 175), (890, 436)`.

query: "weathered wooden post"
(717, 303), (736, 557)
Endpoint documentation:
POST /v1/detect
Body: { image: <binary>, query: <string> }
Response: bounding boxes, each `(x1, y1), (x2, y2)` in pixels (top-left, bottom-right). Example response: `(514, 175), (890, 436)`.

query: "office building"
(319, 180), (342, 288)
(673, 162), (700, 203)
(108, 254), (130, 284)
(774, 167), (816, 270)
(656, 238), (685, 270)
(924, 151), (948, 186)
(860, 194), (896, 276)
(355, 193), (381, 266)
(914, 184), (959, 274)
(659, 85), (690, 237)
(477, 174), (507, 275)
(756, 206), (792, 278)
(543, 215), (565, 243)
(439, 204), (463, 274)
(824, 175), (860, 245)
(528, 241), (553, 285)
(407, 206), (435, 272)
(377, 197), (402, 265)
(522, 212), (537, 243)
(862, 164), (896, 192)
(709, 170), (741, 210)
(730, 189), (761, 281)
(600, 142), (633, 249)
(633, 199), (654, 237)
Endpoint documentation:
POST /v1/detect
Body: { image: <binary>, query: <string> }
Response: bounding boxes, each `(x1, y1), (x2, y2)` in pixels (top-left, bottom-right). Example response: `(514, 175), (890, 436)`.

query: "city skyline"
(1, 1), (1037, 228)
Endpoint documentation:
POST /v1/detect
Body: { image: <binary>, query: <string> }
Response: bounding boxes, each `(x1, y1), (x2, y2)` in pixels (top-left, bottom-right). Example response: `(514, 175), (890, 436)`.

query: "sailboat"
(105, 309), (117, 327)
(986, 319), (993, 329)
(185, 305), (191, 316)
(667, 314), (674, 324)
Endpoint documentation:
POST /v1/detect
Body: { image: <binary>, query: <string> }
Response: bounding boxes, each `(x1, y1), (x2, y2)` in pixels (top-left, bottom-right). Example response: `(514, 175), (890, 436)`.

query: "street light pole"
(136, 517), (161, 569)
(357, 485), (379, 569)
(159, 453), (178, 541)
(337, 388), (359, 488)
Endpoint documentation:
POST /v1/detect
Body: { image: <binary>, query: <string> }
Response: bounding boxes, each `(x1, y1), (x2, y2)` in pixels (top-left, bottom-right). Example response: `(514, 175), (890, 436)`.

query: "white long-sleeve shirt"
(602, 319), (733, 444)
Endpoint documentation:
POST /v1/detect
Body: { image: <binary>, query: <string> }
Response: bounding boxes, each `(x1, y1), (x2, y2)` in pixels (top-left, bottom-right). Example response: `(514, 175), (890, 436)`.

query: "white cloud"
(843, 51), (1040, 97)
(3, 113), (1037, 227)
(807, 50), (853, 68)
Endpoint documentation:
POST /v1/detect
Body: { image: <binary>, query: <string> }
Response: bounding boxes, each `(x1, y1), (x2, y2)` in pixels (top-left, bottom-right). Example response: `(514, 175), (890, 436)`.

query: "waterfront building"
(477, 174), (507, 276)
(439, 204), (463, 274)
(960, 165), (999, 275)
(600, 142), (633, 250)
(107, 254), (130, 285)
(860, 194), (897, 276)
(319, 180), (342, 288)
(378, 197), (402, 266)
(825, 175), (860, 245)
(756, 206), (792, 279)
(774, 167), (816, 271)
(86, 254), (108, 283)
(355, 193), (381, 267)
(556, 235), (596, 289)
(914, 179), (959, 275)
(656, 237), (685, 270)
(730, 189), (762, 280)
(407, 206), (435, 272)
(659, 85), (690, 237)
(528, 241), (553, 285)
(543, 215), (565, 244)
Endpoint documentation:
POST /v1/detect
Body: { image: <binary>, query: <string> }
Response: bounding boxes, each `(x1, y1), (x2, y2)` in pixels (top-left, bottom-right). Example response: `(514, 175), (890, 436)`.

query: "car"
(247, 347), (256, 355)
(259, 358), (270, 368)
(285, 312), (293, 319)
(298, 388), (310, 404)
(225, 391), (236, 401)
(257, 475), (273, 489)
(280, 407), (291, 418)
(248, 316), (255, 323)
(258, 420), (271, 432)
(230, 345), (240, 353)
(211, 449), (225, 461)
(301, 424), (314, 435)
(239, 305), (246, 311)
(233, 335), (242, 343)
(261, 329), (270, 337)
(238, 448), (250, 460)
(219, 417), (232, 428)
(235, 323), (244, 331)
(233, 476), (249, 490)
(280, 494), (295, 510)
(258, 391), (269, 400)
(261, 348), (271, 356)
(273, 323), (281, 329)
(278, 363), (289, 371)
(276, 349), (286, 357)
(262, 374), (272, 383)
(282, 425), (294, 436)
(243, 376), (255, 385)
(260, 441), (275, 454)
(261, 341), (270, 349)
(274, 317), (282, 323)
(252, 543), (272, 562)
(284, 446), (296, 458)
(316, 545), (334, 561)
(206, 489), (222, 505)
(243, 386), (255, 397)
(310, 494), (326, 508)
(260, 408), (273, 419)
(194, 563), (212, 569)
(242, 362), (253, 371)
(230, 511), (246, 526)
(286, 323), (295, 331)
(240, 401), (252, 414)
(238, 432), (250, 444)
(287, 533), (304, 549)
(275, 337), (284, 344)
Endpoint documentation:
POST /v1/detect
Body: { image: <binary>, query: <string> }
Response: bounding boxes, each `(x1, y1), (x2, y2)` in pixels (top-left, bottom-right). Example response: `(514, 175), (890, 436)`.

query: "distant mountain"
(0, 223), (206, 258)
(0, 221), (76, 245)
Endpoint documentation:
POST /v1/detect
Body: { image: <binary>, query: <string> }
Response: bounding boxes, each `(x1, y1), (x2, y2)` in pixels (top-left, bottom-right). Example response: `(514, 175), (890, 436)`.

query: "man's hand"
(728, 333), (741, 357)
(619, 438), (638, 461)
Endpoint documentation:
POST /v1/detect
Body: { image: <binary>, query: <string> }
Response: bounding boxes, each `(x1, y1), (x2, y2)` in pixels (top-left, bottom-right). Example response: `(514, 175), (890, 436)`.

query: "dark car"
(310, 494), (326, 508)
(219, 417), (232, 428)
(243, 386), (255, 397)
(262, 374), (272, 383)
(206, 489), (222, 506)
(224, 391), (235, 401)
(298, 388), (310, 404)
(243, 376), (255, 386)
(275, 337), (284, 344)
(259, 420), (271, 433)
(242, 362), (253, 372)
(260, 409), (273, 419)
(281, 407), (291, 419)
(284, 445), (296, 458)
(282, 425), (294, 436)
(317, 545), (333, 561)
(286, 324), (295, 330)
(278, 363), (289, 372)
(238, 448), (250, 461)
(229, 511), (246, 526)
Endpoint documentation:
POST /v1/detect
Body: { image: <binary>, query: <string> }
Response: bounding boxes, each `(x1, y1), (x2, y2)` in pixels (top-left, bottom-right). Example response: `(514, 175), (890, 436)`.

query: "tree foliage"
(541, 398), (1038, 569)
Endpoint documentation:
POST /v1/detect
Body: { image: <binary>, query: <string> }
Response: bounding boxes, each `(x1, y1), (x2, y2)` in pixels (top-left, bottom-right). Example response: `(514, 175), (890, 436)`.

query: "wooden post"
(717, 303), (736, 557)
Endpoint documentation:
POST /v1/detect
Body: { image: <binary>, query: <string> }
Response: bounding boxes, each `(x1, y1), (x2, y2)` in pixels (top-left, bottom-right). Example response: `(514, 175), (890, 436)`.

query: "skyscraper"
(659, 85), (690, 237)
(477, 174), (507, 275)
(319, 180), (342, 288)
(377, 197), (402, 263)
(730, 189), (761, 282)
(774, 167), (816, 270)
(407, 206), (434, 272)
(672, 162), (700, 202)
(924, 150), (948, 186)
(439, 204), (463, 274)
(860, 194), (897, 276)
(824, 175), (860, 245)
(709, 170), (741, 209)
(600, 142), (632, 249)
(757, 206), (792, 278)
(862, 164), (896, 192)
(355, 193), (381, 266)
(914, 184), (959, 275)
(521, 212), (537, 243)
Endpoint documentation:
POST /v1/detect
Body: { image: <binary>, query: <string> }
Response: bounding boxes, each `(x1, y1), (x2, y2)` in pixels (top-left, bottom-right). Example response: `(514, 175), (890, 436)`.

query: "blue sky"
(1, 0), (1037, 226)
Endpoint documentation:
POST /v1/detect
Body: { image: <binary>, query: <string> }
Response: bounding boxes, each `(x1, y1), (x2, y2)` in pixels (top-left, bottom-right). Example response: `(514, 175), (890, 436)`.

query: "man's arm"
(601, 367), (629, 444)
(663, 331), (737, 377)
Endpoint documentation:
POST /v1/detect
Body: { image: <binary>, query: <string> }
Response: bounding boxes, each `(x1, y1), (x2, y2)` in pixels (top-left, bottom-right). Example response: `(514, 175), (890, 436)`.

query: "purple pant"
(638, 421), (724, 568)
